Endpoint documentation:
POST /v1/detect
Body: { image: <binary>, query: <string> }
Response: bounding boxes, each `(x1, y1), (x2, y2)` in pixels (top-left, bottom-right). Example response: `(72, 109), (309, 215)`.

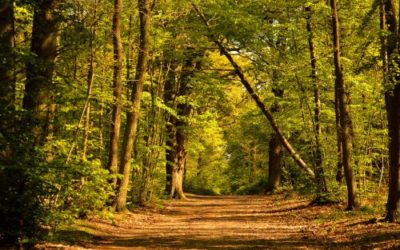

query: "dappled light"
(1, 0), (400, 248)
(39, 195), (400, 249)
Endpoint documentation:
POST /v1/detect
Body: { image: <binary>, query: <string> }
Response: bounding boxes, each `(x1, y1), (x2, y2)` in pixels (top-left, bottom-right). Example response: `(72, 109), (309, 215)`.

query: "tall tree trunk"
(163, 63), (177, 195)
(305, 6), (328, 193)
(170, 48), (197, 199)
(83, 0), (98, 160)
(0, 0), (15, 163)
(114, 0), (152, 211)
(193, 4), (316, 179)
(380, 0), (388, 83)
(334, 90), (344, 183)
(23, 0), (60, 145)
(107, 0), (123, 183)
(331, 0), (343, 182)
(383, 0), (400, 222)
(7, 0), (60, 243)
(0, 0), (15, 108)
(165, 118), (176, 195)
(0, 1), (15, 236)
(170, 49), (203, 199)
(330, 0), (357, 210)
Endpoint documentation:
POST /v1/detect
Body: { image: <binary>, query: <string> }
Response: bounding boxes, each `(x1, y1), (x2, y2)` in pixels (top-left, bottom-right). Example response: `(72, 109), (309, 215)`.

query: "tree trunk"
(170, 48), (204, 199)
(330, 0), (357, 210)
(0, 0), (15, 108)
(171, 151), (185, 199)
(0, 0), (15, 163)
(83, 0), (98, 160)
(335, 90), (344, 183)
(265, 133), (284, 193)
(7, 0), (60, 242)
(107, 0), (123, 184)
(192, 3), (316, 179)
(332, 2), (343, 183)
(0, 1), (15, 236)
(163, 63), (177, 195)
(172, 118), (187, 199)
(165, 119), (176, 194)
(23, 0), (60, 145)
(305, 6), (328, 193)
(265, 84), (284, 193)
(383, 0), (400, 222)
(114, 0), (152, 211)
(380, 1), (388, 84)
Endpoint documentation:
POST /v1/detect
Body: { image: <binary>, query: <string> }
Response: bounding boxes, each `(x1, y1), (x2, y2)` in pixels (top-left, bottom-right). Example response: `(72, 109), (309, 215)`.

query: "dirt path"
(50, 194), (400, 249)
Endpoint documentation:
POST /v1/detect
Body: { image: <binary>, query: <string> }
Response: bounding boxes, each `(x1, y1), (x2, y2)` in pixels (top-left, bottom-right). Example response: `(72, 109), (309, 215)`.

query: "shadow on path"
(43, 194), (400, 249)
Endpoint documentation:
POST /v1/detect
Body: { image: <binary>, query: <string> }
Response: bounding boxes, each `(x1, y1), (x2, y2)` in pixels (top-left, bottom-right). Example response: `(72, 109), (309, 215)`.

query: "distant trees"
(193, 3), (316, 181)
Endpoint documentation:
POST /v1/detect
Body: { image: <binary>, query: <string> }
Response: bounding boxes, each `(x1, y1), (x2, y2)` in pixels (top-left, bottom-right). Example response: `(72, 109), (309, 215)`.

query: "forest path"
(59, 194), (400, 249)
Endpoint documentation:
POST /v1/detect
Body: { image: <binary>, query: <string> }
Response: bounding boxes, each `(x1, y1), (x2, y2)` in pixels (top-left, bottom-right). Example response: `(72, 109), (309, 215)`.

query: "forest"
(1, 0), (400, 248)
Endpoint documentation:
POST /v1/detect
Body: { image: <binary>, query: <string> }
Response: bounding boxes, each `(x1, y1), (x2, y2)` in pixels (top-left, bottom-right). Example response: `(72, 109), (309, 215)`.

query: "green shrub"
(0, 117), (112, 246)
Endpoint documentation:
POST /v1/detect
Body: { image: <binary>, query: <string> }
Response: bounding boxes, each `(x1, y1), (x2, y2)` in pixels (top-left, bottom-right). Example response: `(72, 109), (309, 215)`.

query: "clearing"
(41, 194), (400, 249)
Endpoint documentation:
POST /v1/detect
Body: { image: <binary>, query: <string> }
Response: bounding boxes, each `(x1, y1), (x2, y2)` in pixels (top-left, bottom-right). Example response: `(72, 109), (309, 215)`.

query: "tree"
(163, 62), (178, 195)
(0, 0), (62, 245)
(329, 0), (357, 210)
(305, 5), (328, 194)
(107, 0), (124, 183)
(265, 82), (284, 193)
(0, 0), (14, 108)
(114, 0), (152, 211)
(383, 0), (400, 222)
(24, 0), (60, 145)
(82, 0), (99, 159)
(170, 48), (204, 199)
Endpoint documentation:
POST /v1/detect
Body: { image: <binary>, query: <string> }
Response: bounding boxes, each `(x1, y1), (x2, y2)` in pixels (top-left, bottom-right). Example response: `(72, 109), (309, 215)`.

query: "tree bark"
(334, 89), (344, 183)
(265, 133), (284, 193)
(114, 0), (152, 211)
(383, 0), (400, 222)
(0, 0), (15, 108)
(330, 0), (357, 210)
(265, 83), (284, 193)
(23, 0), (60, 145)
(83, 0), (98, 160)
(107, 0), (124, 184)
(380, 0), (388, 83)
(172, 125), (187, 199)
(305, 6), (328, 193)
(163, 63), (177, 195)
(170, 48), (203, 199)
(192, 4), (316, 179)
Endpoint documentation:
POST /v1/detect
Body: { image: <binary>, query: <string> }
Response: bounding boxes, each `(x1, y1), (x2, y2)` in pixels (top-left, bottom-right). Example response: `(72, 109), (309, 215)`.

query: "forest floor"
(39, 193), (400, 249)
